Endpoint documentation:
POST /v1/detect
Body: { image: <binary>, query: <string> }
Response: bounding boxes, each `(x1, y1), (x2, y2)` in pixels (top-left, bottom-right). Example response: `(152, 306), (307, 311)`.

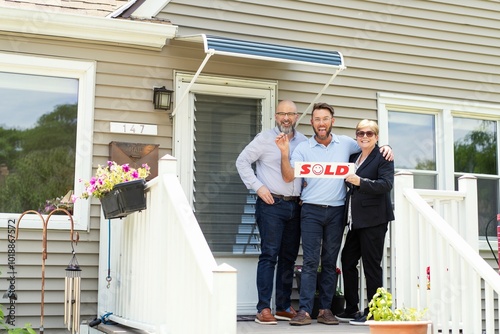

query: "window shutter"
(193, 94), (262, 254)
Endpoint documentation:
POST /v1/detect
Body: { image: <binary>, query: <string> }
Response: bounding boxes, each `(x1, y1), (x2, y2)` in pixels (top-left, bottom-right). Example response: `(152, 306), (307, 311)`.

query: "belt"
(271, 193), (300, 202)
(304, 203), (336, 208)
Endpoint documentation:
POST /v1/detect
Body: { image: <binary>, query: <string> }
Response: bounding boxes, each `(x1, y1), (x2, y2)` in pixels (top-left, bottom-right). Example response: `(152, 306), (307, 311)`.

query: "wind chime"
(64, 242), (82, 334)
(16, 207), (78, 334)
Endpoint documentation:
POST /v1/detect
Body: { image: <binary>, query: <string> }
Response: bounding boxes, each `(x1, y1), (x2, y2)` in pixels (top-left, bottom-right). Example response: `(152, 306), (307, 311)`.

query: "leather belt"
(271, 193), (300, 202)
(305, 203), (334, 208)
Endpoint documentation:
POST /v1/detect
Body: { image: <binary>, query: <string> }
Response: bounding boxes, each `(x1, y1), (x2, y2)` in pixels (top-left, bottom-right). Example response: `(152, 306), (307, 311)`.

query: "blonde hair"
(356, 119), (379, 135)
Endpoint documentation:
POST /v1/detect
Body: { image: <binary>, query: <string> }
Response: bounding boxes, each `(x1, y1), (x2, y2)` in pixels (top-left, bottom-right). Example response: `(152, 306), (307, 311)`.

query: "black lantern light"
(153, 86), (173, 110)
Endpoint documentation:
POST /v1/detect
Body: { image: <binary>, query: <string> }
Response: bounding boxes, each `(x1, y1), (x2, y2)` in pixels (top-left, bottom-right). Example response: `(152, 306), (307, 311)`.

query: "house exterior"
(0, 0), (499, 332)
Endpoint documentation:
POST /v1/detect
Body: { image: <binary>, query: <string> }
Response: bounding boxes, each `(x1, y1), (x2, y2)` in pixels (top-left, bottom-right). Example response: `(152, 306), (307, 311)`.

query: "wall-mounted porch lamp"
(153, 86), (173, 110)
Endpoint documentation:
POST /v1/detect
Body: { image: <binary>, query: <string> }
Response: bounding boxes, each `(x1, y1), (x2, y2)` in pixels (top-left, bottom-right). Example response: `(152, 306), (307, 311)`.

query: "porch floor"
(93, 320), (371, 333)
(237, 319), (370, 333)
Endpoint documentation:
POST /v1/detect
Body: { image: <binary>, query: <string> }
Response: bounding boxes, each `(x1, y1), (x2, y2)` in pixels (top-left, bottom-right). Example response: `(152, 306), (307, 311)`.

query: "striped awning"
(176, 34), (345, 69)
(171, 34), (346, 118)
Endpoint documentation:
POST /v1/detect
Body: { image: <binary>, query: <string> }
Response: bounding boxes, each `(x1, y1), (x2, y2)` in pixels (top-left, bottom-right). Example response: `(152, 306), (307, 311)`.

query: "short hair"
(356, 119), (379, 135)
(311, 102), (334, 118)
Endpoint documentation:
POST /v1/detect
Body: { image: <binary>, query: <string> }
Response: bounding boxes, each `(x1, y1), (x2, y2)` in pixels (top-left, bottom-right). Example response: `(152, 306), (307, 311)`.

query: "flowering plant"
(39, 190), (74, 215)
(39, 196), (74, 215)
(79, 161), (151, 199)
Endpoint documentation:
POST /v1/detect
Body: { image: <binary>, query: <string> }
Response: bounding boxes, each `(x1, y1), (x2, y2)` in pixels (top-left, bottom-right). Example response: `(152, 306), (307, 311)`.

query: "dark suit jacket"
(345, 145), (395, 229)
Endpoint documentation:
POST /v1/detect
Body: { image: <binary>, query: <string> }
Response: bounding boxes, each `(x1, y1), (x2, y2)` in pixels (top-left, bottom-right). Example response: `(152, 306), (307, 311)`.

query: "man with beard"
(275, 102), (392, 326)
(236, 100), (307, 325)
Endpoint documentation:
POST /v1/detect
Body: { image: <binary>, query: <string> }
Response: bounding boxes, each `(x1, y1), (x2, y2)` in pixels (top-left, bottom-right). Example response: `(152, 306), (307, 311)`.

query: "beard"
(277, 122), (295, 135)
(313, 124), (332, 141)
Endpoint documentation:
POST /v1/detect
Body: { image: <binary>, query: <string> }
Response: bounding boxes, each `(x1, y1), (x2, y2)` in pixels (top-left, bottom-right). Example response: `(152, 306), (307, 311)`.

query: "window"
(174, 72), (276, 255)
(0, 53), (95, 230)
(378, 92), (500, 240)
(388, 110), (437, 189)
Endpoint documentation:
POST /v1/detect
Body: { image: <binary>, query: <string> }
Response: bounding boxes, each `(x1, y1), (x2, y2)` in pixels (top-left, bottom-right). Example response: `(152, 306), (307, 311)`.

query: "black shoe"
(349, 312), (368, 326)
(335, 311), (357, 322)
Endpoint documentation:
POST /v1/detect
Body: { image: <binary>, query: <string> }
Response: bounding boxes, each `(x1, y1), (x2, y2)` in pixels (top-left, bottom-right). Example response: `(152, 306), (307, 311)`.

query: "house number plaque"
(110, 122), (157, 136)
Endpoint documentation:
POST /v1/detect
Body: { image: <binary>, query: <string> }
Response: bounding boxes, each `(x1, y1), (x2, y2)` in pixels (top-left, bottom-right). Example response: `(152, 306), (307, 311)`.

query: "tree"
(0, 104), (77, 213)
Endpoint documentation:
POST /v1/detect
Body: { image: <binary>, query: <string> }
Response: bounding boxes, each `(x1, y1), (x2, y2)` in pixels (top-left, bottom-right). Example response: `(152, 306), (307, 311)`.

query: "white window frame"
(377, 92), (500, 250)
(0, 53), (95, 231)
(173, 72), (276, 205)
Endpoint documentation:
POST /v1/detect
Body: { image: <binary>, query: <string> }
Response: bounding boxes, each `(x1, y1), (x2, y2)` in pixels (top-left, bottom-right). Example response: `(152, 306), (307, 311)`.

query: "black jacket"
(345, 145), (395, 229)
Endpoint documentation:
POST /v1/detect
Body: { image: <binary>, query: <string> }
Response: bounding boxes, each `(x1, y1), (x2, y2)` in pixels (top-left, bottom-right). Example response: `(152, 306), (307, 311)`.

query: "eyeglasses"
(276, 112), (298, 117)
(312, 117), (332, 123)
(356, 131), (375, 138)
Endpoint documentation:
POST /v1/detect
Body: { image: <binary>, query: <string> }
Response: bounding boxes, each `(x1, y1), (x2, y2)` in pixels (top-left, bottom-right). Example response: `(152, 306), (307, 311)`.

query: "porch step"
(98, 324), (151, 333)
(86, 323), (152, 333)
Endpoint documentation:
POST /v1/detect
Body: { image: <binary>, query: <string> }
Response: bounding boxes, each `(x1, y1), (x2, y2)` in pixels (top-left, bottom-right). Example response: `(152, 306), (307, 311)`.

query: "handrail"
(405, 188), (500, 290)
(97, 155), (237, 334)
(393, 171), (500, 334)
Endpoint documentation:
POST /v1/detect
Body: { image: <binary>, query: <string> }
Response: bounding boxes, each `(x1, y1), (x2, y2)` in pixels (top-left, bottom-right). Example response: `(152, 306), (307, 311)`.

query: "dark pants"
(255, 197), (301, 312)
(299, 204), (345, 314)
(341, 222), (388, 314)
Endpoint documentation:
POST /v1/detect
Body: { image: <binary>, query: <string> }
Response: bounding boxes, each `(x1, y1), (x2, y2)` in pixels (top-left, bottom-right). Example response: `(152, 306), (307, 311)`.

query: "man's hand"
(275, 132), (295, 182)
(379, 145), (394, 161)
(256, 186), (274, 205)
(275, 132), (289, 153)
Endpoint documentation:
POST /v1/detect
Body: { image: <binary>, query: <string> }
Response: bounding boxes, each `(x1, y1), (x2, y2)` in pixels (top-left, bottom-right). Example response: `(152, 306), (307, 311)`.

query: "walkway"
(237, 320), (371, 334)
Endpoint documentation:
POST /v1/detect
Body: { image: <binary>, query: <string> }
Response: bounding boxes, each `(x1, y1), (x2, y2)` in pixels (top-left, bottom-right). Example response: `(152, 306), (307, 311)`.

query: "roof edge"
(0, 7), (178, 50)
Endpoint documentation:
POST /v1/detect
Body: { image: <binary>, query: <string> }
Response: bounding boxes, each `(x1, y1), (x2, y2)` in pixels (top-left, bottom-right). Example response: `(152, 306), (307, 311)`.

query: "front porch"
(93, 155), (500, 334)
(86, 320), (373, 334)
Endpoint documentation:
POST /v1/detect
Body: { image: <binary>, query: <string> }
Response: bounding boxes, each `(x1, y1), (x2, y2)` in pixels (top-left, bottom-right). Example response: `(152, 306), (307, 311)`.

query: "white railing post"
(211, 264), (237, 334)
(457, 174), (478, 251)
(158, 154), (178, 176)
(393, 171), (414, 307)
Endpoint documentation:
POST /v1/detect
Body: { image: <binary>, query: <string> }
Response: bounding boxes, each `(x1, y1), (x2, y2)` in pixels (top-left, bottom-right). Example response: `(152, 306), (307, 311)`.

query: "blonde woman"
(337, 119), (395, 326)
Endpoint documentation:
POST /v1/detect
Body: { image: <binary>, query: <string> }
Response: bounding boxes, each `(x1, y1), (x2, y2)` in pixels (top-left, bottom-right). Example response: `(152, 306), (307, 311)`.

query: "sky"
(0, 72), (78, 130)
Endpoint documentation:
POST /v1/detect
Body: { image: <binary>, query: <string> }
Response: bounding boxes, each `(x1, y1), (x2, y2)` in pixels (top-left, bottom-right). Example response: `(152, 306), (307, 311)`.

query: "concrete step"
(80, 323), (152, 334)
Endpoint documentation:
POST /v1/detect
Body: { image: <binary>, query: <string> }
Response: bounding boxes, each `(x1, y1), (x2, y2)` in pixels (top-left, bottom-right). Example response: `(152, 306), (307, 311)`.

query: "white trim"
(130, 0), (172, 19)
(0, 52), (95, 231)
(378, 92), (500, 250)
(0, 7), (177, 50)
(173, 72), (276, 205)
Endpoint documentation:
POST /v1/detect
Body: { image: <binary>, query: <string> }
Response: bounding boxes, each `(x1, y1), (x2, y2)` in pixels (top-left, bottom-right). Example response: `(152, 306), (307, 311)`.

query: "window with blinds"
(193, 94), (262, 254)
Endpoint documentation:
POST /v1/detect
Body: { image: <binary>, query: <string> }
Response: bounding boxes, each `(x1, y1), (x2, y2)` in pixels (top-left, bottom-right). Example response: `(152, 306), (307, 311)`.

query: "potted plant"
(366, 287), (430, 334)
(39, 190), (74, 215)
(78, 161), (151, 219)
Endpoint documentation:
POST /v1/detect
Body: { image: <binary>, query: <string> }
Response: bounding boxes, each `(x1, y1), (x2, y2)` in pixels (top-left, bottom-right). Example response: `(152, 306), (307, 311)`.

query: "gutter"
(0, 7), (178, 50)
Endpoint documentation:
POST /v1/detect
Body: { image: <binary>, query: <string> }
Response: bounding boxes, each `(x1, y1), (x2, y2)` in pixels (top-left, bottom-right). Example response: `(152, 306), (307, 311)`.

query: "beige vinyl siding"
(0, 31), (173, 331)
(0, 228), (98, 331)
(1, 0), (499, 330)
(160, 0), (500, 134)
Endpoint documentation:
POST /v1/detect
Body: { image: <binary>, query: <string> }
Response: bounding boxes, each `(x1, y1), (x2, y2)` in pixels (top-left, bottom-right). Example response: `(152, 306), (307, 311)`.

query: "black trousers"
(340, 222), (389, 314)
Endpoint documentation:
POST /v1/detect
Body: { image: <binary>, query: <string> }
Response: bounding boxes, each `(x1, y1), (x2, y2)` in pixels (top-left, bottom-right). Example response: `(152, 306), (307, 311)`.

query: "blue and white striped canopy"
(177, 34), (345, 69)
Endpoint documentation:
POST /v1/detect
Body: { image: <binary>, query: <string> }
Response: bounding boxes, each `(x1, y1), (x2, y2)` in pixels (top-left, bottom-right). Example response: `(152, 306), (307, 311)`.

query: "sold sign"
(294, 162), (354, 178)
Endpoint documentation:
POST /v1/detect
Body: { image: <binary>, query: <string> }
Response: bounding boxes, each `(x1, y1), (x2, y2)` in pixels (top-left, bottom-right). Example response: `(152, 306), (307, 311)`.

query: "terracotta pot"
(367, 320), (431, 334)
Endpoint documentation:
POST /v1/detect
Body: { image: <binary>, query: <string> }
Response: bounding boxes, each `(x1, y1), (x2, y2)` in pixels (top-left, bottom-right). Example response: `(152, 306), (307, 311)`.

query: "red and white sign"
(294, 162), (354, 178)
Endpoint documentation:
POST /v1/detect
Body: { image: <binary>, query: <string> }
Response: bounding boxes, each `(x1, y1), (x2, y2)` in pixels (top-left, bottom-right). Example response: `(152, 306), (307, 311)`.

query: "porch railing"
(97, 155), (237, 334)
(393, 171), (500, 334)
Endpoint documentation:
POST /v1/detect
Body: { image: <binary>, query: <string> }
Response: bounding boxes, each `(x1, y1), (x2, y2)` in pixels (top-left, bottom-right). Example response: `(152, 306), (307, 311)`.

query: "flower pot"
(100, 179), (146, 219)
(331, 295), (345, 315)
(367, 320), (431, 334)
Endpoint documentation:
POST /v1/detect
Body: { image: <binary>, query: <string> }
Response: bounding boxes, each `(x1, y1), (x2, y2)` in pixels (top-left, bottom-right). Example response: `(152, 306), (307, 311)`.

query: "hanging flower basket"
(100, 179), (147, 219)
(76, 161), (150, 219)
